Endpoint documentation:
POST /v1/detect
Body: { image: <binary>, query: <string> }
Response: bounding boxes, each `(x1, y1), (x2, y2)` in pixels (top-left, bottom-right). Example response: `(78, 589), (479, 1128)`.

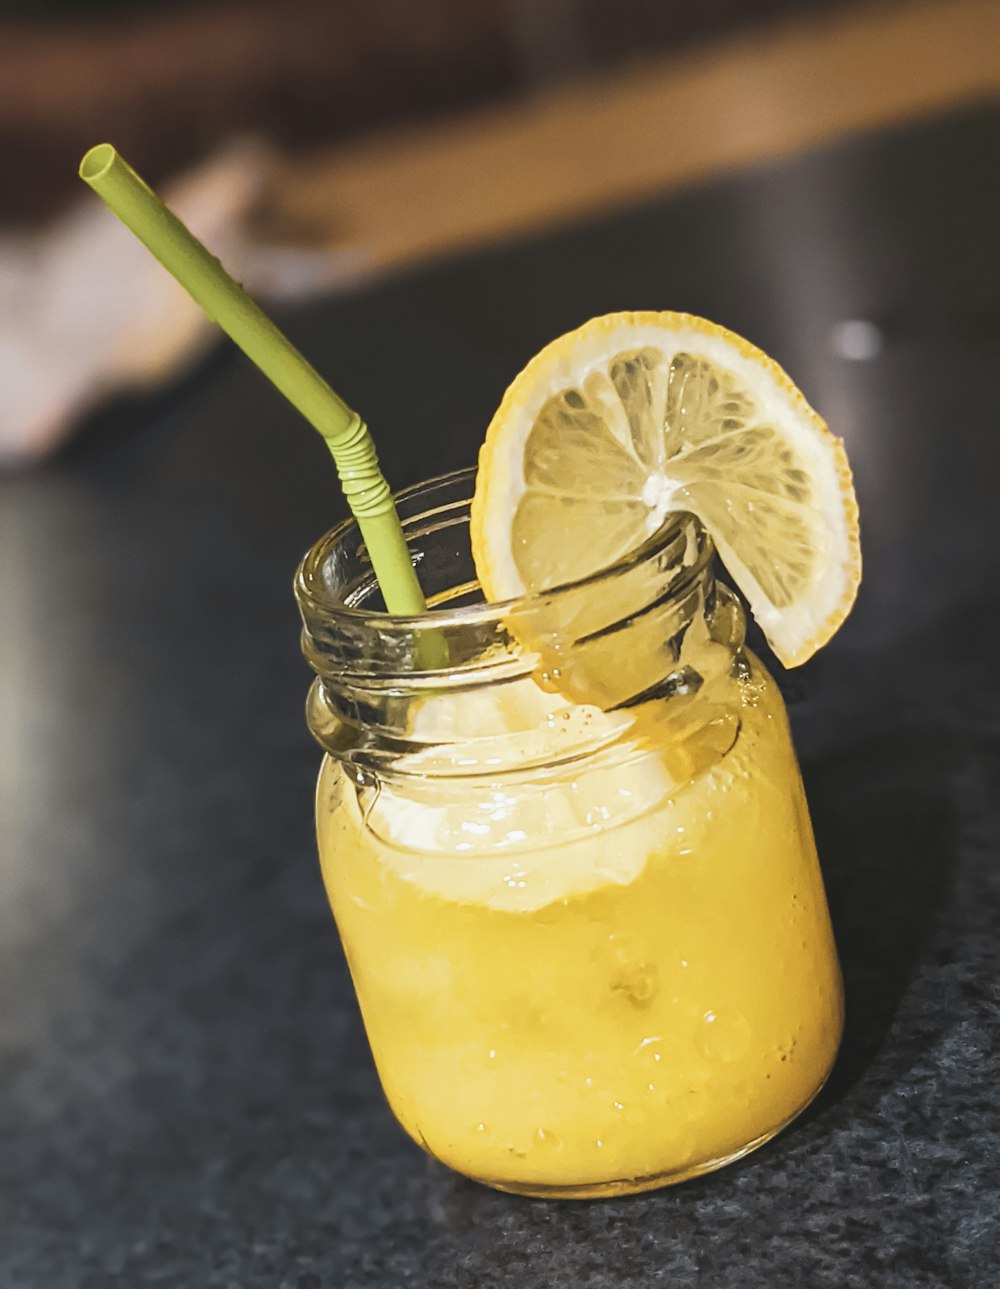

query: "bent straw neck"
(78, 143), (426, 617)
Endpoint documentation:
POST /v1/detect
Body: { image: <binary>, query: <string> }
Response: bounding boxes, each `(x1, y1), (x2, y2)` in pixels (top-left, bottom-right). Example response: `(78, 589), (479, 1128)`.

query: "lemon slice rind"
(471, 312), (861, 668)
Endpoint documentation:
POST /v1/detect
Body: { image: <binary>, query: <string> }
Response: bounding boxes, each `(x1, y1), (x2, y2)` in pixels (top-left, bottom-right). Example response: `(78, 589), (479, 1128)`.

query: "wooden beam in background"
(275, 0), (1000, 276)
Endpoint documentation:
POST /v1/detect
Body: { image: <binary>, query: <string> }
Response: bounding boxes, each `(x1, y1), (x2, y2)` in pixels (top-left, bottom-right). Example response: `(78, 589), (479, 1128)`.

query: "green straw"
(78, 143), (426, 617)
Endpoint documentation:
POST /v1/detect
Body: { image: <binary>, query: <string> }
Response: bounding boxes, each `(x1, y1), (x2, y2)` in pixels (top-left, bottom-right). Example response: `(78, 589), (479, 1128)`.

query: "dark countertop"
(5, 104), (1000, 1288)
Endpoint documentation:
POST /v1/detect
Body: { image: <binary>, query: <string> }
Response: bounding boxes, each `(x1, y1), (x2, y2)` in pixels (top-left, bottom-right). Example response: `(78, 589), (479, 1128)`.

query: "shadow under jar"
(295, 467), (843, 1198)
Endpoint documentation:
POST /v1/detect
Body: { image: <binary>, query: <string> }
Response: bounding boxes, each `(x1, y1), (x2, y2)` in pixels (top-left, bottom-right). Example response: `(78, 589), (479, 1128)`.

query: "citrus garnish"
(470, 312), (860, 667)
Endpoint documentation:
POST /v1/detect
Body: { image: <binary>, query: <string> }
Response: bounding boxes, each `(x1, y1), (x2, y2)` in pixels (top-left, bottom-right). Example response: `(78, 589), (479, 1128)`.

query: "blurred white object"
(0, 141), (368, 466)
(829, 318), (884, 362)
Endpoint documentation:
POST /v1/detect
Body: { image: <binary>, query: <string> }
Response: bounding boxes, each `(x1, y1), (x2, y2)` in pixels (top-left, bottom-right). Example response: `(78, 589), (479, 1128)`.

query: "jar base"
(470, 1072), (832, 1200)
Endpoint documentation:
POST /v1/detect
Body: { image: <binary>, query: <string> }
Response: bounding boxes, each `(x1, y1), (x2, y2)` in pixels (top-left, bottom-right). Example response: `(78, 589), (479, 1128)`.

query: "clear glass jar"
(295, 468), (843, 1199)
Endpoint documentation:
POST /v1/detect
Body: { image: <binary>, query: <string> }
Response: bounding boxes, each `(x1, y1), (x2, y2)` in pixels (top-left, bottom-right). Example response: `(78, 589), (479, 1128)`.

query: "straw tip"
(79, 143), (118, 185)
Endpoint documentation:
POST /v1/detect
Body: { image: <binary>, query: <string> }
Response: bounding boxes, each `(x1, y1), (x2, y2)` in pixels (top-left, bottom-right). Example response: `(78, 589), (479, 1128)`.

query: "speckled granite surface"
(5, 106), (1000, 1286)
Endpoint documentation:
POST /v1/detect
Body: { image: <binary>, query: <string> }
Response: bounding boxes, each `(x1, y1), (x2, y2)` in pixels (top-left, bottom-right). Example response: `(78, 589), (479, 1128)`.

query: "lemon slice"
(471, 312), (860, 667)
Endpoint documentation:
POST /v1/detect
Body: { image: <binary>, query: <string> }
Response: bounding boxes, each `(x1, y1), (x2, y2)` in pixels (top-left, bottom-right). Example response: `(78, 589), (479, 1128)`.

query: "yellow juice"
(316, 657), (843, 1198)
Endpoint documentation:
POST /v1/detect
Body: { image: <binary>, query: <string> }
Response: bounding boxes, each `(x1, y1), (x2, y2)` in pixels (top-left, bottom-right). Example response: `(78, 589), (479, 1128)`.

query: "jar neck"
(295, 468), (744, 770)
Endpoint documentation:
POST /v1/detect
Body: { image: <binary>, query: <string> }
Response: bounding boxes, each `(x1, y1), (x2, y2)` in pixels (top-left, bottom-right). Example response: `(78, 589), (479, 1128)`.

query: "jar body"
(299, 469), (842, 1198)
(314, 655), (842, 1198)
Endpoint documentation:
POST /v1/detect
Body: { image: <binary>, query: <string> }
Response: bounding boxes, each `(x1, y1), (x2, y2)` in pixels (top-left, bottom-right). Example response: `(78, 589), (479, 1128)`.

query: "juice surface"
(317, 658), (843, 1197)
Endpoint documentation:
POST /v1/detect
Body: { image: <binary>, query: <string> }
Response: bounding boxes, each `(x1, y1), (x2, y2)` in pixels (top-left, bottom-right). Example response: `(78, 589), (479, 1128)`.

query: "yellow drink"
(298, 473), (845, 1198)
(316, 657), (842, 1198)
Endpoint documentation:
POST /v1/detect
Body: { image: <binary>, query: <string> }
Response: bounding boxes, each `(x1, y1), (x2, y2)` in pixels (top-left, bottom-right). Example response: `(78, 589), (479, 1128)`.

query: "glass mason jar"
(295, 468), (843, 1199)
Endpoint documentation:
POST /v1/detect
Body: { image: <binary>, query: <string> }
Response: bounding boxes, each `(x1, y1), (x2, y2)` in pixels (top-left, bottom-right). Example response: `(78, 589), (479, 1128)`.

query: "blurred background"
(6, 4), (1000, 1284)
(2, 0), (996, 462)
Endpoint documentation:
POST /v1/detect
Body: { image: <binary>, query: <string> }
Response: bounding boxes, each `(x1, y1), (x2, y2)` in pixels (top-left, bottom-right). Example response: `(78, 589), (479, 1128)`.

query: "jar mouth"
(295, 466), (708, 631)
(296, 466), (743, 758)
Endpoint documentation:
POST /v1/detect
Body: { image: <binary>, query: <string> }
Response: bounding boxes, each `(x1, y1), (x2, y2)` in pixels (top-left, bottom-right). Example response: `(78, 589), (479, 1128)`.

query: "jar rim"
(295, 466), (707, 631)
